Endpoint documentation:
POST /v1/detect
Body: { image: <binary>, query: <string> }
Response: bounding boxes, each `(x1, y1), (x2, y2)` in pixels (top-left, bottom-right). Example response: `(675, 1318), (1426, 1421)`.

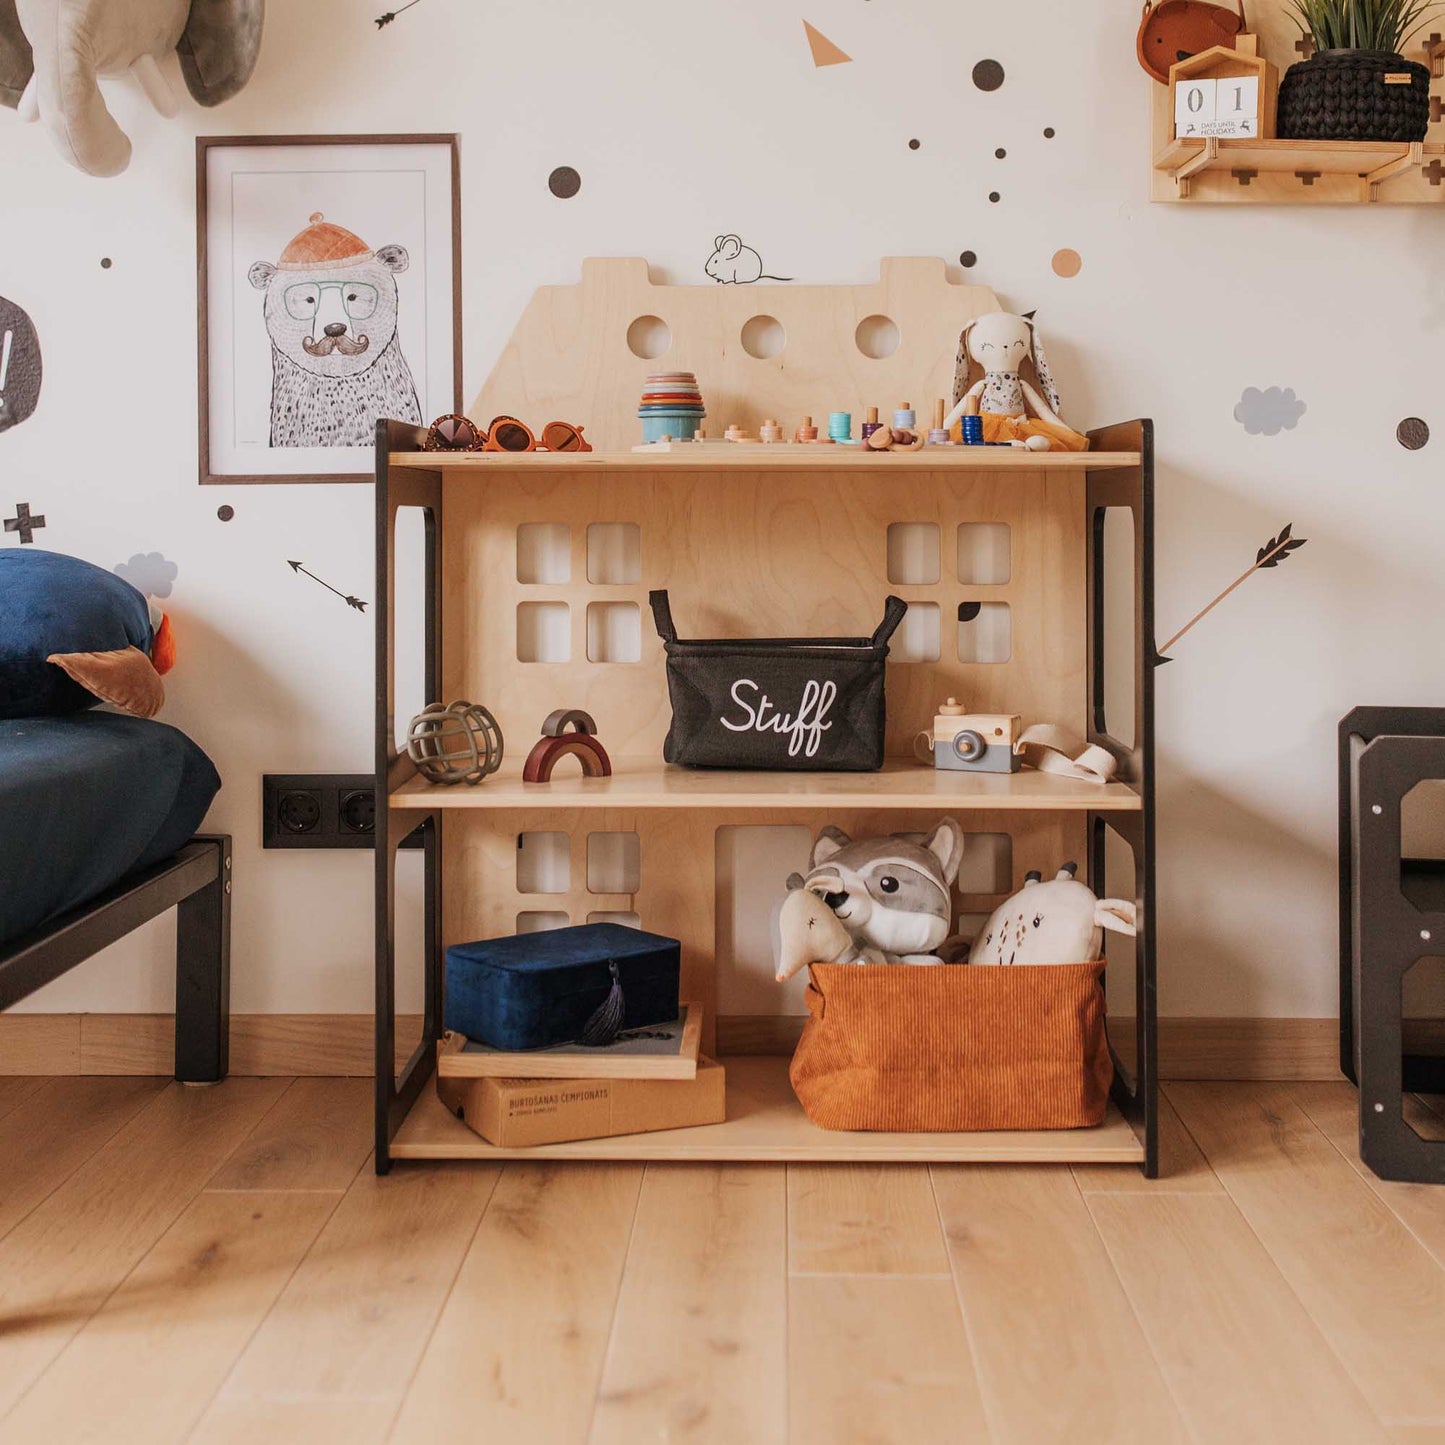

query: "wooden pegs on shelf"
(1295, 170), (1321, 186)
(1425, 157), (1445, 185)
(1425, 32), (1445, 78)
(1294, 32), (1315, 60)
(1230, 167), (1258, 186)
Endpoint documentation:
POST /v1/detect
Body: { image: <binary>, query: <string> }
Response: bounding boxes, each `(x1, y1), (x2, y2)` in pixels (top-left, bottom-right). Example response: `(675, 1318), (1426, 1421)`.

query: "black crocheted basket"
(1277, 49), (1430, 141)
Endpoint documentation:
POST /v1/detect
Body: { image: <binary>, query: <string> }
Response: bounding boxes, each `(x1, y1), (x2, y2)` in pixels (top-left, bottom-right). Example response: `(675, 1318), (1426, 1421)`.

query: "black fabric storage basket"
(1278, 50), (1430, 141)
(649, 590), (907, 771)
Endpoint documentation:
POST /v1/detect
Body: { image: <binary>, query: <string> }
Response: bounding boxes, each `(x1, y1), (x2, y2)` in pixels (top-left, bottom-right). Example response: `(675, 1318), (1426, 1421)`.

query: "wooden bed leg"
(175, 834), (231, 1083)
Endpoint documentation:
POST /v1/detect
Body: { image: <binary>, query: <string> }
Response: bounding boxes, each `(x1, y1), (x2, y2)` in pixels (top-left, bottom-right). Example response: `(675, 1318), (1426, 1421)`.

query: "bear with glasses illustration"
(248, 213), (422, 448)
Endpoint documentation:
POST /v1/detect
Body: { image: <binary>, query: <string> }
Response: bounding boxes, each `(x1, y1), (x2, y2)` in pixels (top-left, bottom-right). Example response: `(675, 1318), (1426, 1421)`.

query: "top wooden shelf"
(1156, 137), (1445, 201)
(388, 448), (1141, 473)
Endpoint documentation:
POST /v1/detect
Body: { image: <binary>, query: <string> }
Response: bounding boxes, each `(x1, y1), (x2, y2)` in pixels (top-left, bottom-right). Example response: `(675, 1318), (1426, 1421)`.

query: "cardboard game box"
(438, 1057), (726, 1148)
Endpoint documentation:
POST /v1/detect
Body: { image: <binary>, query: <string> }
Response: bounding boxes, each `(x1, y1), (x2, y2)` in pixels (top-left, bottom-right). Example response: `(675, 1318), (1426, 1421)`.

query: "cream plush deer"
(968, 864), (1135, 967)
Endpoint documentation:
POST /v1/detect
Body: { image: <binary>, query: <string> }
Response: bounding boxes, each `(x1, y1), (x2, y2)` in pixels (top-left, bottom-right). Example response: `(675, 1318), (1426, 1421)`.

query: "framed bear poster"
(198, 134), (460, 484)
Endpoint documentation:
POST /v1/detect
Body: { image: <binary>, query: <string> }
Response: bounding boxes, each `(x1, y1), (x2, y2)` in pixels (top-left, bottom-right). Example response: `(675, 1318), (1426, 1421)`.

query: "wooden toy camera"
(919, 698), (1022, 774)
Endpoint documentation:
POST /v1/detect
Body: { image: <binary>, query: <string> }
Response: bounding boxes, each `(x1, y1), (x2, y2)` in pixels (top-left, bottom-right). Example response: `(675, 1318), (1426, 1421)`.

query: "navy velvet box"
(443, 922), (681, 1052)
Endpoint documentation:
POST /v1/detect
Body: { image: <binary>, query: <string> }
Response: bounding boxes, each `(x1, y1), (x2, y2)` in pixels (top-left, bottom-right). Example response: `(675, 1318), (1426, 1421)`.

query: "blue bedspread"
(0, 713), (221, 947)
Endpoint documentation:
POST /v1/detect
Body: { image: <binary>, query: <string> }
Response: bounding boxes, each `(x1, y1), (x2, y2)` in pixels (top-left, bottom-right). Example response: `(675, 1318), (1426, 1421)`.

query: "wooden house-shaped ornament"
(1170, 41), (1277, 140)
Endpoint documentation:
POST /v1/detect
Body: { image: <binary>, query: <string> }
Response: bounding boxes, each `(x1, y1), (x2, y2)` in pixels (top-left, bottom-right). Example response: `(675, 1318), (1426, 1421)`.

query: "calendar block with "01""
(1170, 45), (1277, 142)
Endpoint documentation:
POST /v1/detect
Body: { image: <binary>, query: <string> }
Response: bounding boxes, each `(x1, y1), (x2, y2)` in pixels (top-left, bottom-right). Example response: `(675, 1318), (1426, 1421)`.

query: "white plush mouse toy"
(968, 864), (1135, 966)
(941, 310), (1088, 453)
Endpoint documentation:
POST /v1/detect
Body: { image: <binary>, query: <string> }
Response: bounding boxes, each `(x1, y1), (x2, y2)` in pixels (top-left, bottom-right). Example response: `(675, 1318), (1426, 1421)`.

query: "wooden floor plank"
(191, 1160), (499, 1445)
(590, 1164), (787, 1445)
(0, 1077), (287, 1417)
(206, 1078), (372, 1193)
(788, 1275), (991, 1445)
(1074, 1091), (1223, 1194)
(1088, 1191), (1387, 1444)
(1171, 1081), (1445, 1422)
(787, 1164), (951, 1276)
(932, 1164), (1186, 1444)
(1292, 1082), (1445, 1270)
(391, 1163), (642, 1444)
(3, 1190), (335, 1444)
(0, 1077), (167, 1241)
(0, 1078), (47, 1124)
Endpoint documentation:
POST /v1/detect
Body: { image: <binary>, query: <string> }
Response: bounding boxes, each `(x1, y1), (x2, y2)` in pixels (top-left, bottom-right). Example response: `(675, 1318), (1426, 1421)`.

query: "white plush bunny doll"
(941, 311), (1088, 453)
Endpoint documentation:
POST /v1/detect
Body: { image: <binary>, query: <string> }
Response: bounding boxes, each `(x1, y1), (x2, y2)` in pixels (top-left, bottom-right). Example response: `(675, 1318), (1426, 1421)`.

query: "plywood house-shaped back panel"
(469, 256), (1001, 450)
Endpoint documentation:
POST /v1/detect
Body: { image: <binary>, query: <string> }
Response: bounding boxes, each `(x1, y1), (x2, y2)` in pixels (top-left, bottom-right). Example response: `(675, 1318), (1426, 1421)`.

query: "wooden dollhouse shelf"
(1155, 137), (1445, 200)
(388, 759), (1143, 813)
(389, 448), (1142, 473)
(388, 1055), (1146, 1163)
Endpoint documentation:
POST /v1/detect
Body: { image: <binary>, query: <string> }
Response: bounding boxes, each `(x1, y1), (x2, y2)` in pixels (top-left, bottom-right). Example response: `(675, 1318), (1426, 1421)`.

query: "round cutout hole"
(626, 315), (671, 360)
(740, 314), (785, 360)
(855, 314), (900, 360)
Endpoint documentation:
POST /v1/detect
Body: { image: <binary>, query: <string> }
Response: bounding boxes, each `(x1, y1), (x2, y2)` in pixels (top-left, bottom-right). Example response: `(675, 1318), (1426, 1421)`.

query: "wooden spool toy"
(522, 709), (613, 782)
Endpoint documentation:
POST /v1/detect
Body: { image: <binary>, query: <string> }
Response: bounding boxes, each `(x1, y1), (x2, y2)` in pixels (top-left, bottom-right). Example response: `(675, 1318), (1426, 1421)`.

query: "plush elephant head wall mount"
(0, 0), (264, 177)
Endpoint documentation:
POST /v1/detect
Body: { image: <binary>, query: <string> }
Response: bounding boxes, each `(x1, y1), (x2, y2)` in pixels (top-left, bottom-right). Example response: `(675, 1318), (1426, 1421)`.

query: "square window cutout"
(516, 523), (570, 584)
(517, 601), (570, 663)
(887, 522), (940, 585)
(588, 523), (641, 584)
(588, 911), (641, 929)
(588, 832), (641, 893)
(516, 911), (569, 934)
(893, 602), (940, 662)
(956, 833), (1013, 895)
(516, 832), (569, 893)
(957, 601), (1011, 663)
(957, 523), (1010, 584)
(587, 602), (641, 663)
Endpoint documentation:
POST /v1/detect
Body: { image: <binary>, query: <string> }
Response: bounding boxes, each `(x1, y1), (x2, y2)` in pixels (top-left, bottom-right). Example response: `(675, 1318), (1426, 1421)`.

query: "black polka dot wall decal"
(908, 138), (921, 150)
(959, 250), (977, 267)
(100, 257), (113, 269)
(972, 58), (1004, 91)
(1397, 416), (1430, 450)
(548, 166), (581, 199)
(217, 505), (234, 521)
(994, 147), (1006, 159)
(1044, 127), (1056, 138)
(988, 191), (1001, 203)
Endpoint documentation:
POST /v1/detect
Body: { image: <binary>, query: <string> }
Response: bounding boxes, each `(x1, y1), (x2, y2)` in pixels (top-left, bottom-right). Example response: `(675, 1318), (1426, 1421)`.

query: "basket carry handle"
(872, 595), (909, 651)
(649, 589), (677, 643)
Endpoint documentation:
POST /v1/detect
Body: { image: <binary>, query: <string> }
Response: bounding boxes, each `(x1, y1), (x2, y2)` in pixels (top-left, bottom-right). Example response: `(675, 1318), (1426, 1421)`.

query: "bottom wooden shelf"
(389, 1054), (1145, 1164)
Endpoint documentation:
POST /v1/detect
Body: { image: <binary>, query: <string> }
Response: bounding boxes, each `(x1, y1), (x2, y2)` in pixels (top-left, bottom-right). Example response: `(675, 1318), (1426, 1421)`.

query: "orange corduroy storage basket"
(789, 961), (1113, 1131)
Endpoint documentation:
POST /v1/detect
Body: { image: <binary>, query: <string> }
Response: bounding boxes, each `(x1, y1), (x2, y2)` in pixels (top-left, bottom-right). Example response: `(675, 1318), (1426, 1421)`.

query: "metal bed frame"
(0, 835), (232, 1082)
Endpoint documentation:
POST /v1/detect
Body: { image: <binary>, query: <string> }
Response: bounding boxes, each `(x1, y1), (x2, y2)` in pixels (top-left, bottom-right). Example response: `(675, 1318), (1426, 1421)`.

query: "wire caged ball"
(405, 701), (504, 785)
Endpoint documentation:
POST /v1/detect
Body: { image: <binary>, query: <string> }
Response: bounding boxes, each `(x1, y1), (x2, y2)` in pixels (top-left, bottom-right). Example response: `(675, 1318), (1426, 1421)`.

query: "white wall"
(4, 0), (1440, 1020)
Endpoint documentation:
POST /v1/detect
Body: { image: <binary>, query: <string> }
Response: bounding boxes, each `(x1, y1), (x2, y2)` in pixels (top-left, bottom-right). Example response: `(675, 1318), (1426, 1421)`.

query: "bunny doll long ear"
(1027, 321), (1063, 416)
(951, 322), (976, 408)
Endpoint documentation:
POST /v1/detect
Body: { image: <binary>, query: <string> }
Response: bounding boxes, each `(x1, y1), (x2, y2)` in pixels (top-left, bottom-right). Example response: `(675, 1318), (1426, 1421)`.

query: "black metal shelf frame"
(373, 418), (1159, 1174)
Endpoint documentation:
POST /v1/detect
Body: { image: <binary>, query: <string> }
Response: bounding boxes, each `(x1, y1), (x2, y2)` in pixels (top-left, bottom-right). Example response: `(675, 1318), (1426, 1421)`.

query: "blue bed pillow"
(0, 549), (153, 719)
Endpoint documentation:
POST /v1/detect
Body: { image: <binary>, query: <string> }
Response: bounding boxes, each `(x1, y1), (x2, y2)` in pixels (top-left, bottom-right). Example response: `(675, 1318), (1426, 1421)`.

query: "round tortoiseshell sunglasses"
(423, 414), (591, 453)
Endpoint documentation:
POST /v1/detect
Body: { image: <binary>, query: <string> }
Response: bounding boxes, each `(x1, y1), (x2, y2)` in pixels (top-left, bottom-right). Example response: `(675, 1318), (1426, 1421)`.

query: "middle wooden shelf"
(388, 757), (1142, 812)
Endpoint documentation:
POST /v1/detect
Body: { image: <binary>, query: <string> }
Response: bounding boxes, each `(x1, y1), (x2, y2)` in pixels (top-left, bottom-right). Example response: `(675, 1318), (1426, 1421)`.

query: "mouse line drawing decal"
(704, 235), (793, 283)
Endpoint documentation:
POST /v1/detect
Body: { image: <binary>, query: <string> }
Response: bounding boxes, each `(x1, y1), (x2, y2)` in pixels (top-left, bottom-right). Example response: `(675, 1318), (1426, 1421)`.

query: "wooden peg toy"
(795, 416), (819, 443)
(928, 397), (950, 445)
(860, 405), (881, 443)
(759, 418), (783, 443)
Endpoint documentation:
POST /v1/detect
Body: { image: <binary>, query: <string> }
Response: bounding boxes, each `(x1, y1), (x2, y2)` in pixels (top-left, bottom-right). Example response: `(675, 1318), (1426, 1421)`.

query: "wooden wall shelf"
(1150, 0), (1445, 204)
(390, 448), (1142, 473)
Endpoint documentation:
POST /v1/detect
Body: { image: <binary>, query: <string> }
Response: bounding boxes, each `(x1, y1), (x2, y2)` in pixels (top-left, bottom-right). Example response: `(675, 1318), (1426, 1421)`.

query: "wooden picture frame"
(197, 134), (461, 485)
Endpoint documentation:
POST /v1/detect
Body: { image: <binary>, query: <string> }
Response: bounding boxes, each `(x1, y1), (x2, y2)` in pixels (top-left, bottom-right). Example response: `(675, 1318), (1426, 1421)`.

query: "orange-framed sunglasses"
(482, 416), (592, 453)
